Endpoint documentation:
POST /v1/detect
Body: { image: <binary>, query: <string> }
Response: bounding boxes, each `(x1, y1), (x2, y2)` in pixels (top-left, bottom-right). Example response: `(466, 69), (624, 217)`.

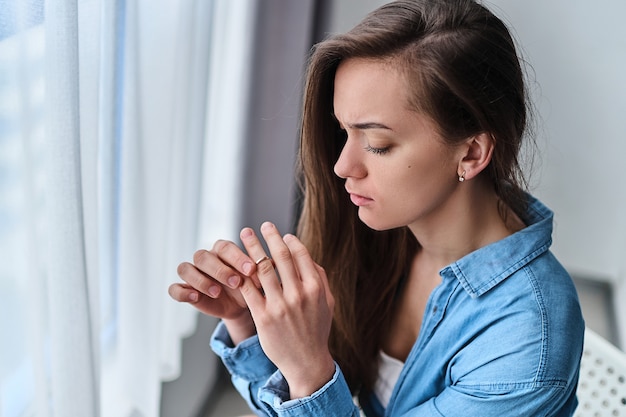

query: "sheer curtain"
(0, 0), (250, 416)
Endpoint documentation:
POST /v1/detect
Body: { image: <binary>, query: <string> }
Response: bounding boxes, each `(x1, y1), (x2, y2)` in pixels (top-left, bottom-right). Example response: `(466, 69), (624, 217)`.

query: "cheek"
(387, 158), (452, 196)
(376, 165), (421, 200)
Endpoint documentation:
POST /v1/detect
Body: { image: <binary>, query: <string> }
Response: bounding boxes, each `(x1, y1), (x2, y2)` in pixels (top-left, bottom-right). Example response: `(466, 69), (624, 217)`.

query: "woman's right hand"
(168, 239), (258, 344)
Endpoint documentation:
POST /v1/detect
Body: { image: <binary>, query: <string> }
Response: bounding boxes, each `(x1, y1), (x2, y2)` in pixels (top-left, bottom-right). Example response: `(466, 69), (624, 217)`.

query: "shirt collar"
(440, 194), (554, 298)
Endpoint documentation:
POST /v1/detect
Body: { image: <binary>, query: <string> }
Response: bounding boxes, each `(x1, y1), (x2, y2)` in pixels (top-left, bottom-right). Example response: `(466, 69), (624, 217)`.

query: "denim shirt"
(211, 195), (585, 416)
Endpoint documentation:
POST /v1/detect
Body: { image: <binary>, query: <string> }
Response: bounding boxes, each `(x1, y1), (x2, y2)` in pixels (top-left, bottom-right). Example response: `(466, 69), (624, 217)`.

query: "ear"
(457, 132), (494, 181)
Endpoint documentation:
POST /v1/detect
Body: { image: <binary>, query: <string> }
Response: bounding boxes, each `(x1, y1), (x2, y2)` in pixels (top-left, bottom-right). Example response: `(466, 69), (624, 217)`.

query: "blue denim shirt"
(211, 195), (585, 416)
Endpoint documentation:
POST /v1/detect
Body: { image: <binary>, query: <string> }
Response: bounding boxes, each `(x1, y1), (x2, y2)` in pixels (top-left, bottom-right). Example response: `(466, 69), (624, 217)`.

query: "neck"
(408, 179), (522, 270)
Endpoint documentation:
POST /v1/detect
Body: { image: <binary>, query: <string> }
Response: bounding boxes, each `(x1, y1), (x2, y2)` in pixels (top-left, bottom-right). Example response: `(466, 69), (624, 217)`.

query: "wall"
(160, 315), (219, 417)
(326, 0), (387, 33)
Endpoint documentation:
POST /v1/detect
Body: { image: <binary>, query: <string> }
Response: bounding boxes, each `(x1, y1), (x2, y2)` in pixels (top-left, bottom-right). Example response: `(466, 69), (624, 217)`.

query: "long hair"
(296, 0), (532, 393)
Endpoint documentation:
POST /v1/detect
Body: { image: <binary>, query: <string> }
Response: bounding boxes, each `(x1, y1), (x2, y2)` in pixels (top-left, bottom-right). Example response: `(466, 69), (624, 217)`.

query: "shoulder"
(448, 252), (584, 386)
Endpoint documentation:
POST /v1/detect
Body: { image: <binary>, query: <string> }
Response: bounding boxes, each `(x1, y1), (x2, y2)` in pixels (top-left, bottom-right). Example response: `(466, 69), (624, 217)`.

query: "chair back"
(575, 328), (626, 416)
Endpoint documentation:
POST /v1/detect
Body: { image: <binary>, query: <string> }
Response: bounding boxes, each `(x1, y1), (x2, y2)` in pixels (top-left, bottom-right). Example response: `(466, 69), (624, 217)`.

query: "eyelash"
(336, 126), (391, 155)
(364, 145), (391, 155)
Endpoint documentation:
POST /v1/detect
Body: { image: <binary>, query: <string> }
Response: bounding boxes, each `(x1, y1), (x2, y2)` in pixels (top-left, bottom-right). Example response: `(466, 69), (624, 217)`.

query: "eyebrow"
(344, 121), (394, 131)
(339, 122), (393, 131)
(331, 112), (394, 131)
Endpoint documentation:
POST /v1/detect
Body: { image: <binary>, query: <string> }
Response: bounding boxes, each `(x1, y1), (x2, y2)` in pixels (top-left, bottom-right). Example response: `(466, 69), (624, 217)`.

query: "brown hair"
(296, 0), (532, 394)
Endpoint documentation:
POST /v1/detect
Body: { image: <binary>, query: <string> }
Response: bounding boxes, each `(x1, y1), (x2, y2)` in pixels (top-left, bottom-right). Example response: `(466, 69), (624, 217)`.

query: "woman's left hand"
(238, 222), (336, 399)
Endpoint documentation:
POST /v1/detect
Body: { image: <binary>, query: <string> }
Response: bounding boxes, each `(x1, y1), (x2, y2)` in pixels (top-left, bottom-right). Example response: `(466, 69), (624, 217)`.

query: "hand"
(238, 222), (336, 399)
(168, 239), (258, 344)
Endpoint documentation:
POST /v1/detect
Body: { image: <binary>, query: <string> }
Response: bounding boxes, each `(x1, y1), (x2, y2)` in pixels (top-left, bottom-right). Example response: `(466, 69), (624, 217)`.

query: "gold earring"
(458, 170), (466, 182)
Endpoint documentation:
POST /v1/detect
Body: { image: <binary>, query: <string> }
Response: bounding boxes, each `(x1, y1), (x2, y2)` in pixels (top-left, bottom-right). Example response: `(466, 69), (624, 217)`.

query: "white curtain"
(0, 0), (252, 416)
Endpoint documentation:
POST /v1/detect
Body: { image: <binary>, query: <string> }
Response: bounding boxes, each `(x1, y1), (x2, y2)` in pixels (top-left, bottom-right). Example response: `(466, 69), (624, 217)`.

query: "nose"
(333, 136), (366, 179)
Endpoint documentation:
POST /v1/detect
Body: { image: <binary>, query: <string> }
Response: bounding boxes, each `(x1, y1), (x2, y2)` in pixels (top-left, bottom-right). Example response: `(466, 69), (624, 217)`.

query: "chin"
(358, 212), (399, 232)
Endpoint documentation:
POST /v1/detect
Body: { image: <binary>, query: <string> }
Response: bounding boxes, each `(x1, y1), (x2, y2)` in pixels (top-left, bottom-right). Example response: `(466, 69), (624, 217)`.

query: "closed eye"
(364, 145), (390, 155)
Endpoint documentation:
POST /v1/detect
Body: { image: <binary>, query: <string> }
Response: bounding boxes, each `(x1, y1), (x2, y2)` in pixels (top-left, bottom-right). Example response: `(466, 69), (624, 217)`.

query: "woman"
(169, 0), (585, 415)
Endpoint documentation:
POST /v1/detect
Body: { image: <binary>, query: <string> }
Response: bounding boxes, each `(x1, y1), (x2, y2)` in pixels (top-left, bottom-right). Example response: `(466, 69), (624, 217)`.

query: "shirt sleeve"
(210, 321), (277, 415)
(210, 321), (362, 417)
(258, 364), (361, 417)
(396, 383), (578, 417)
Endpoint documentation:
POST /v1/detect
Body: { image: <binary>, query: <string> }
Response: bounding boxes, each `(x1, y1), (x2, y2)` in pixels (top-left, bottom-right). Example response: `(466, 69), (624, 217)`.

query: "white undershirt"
(373, 351), (405, 407)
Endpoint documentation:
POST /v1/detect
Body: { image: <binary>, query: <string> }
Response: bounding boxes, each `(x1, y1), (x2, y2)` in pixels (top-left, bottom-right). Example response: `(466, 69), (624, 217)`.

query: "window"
(1, 0), (217, 415)
(0, 2), (46, 415)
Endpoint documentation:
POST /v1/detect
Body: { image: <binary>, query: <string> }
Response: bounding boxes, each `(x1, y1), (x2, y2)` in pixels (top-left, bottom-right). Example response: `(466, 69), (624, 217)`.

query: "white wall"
(326, 0), (626, 346)
(327, 0), (388, 33)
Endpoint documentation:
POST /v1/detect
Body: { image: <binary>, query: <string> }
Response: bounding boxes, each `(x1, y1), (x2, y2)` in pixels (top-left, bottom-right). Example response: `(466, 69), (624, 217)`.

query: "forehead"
(332, 57), (450, 144)
(332, 58), (411, 122)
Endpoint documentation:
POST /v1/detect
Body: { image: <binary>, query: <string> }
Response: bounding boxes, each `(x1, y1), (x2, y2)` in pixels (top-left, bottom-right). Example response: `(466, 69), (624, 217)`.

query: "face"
(332, 58), (462, 231)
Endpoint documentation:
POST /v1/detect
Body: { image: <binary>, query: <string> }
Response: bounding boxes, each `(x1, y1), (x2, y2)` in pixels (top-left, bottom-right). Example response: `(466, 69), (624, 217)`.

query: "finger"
(260, 222), (301, 295)
(240, 226), (282, 298)
(192, 290), (246, 319)
(283, 234), (330, 300)
(168, 282), (201, 303)
(211, 238), (257, 276)
(193, 243), (251, 289)
(177, 262), (222, 298)
(282, 234), (320, 283)
(171, 282), (248, 319)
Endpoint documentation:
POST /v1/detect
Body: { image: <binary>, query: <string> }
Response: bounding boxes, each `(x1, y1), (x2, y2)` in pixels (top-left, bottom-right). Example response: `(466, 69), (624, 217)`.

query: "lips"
(346, 188), (374, 206)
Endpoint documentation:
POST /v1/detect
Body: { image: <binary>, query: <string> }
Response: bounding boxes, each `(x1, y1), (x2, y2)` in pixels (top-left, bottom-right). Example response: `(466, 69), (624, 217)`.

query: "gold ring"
(255, 255), (275, 267)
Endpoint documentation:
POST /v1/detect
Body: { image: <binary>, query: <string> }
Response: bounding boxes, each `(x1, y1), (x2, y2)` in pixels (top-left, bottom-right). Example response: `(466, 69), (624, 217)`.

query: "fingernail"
(240, 227), (253, 238)
(189, 292), (199, 302)
(261, 221), (274, 231)
(208, 286), (220, 298)
(242, 261), (253, 276)
(228, 275), (240, 288)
